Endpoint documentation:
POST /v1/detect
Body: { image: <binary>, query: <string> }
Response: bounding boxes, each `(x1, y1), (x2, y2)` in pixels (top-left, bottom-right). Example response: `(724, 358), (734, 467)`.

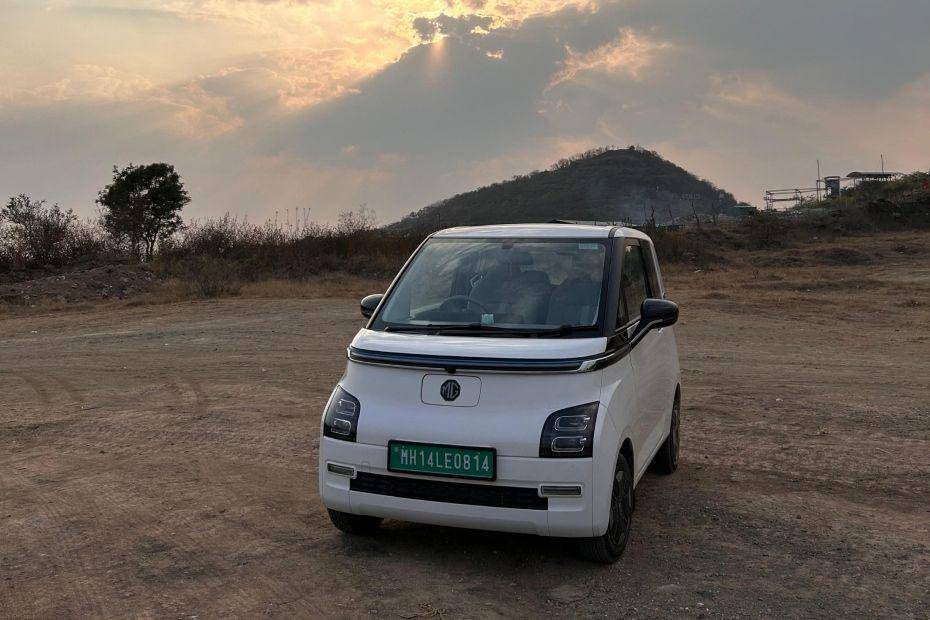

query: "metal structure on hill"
(764, 169), (903, 210)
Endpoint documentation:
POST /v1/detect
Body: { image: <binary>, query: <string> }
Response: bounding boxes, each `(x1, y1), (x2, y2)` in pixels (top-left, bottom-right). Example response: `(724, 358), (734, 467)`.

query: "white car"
(318, 223), (681, 563)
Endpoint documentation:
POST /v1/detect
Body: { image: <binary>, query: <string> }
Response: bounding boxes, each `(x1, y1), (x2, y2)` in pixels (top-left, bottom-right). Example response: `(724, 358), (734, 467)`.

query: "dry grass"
(0, 297), (95, 317)
(664, 233), (930, 329)
(122, 273), (389, 307)
(238, 275), (389, 299)
(4, 230), (929, 319)
(0, 273), (391, 317)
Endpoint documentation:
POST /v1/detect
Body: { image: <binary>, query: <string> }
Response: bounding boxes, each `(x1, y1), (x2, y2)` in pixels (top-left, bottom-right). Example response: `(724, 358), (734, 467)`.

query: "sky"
(1, 0), (928, 225)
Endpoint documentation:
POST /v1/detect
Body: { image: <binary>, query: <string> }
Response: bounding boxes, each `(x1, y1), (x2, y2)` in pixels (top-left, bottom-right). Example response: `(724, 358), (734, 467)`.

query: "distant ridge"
(386, 146), (737, 233)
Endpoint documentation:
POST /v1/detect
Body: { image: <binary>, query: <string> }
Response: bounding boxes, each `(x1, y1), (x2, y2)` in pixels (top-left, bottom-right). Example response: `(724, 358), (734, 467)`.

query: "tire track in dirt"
(21, 374), (211, 464)
(4, 368), (328, 615)
(5, 454), (245, 616)
(179, 375), (209, 419)
(1, 370), (52, 409)
(167, 373), (330, 615)
(165, 374), (208, 417)
(2, 460), (107, 618)
(209, 487), (330, 617)
(85, 459), (326, 617)
(46, 372), (85, 409)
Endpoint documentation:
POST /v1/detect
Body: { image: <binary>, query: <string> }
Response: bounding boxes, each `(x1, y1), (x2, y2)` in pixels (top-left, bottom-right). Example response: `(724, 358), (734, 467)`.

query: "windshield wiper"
(383, 324), (444, 332)
(435, 323), (536, 336)
(384, 323), (601, 337)
(531, 324), (602, 337)
(384, 323), (535, 336)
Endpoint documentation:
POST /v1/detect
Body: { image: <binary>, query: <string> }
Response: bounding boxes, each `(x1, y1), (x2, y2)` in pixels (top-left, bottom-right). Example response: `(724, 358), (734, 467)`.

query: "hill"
(387, 146), (737, 233)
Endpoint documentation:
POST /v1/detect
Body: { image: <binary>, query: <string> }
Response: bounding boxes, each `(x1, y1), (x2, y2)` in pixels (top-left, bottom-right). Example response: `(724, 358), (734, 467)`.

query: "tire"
(651, 390), (681, 475)
(327, 509), (383, 535)
(578, 453), (634, 564)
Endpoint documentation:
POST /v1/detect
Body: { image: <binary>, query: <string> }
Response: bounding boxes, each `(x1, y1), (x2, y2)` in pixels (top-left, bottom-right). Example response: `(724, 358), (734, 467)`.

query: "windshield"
(372, 238), (609, 335)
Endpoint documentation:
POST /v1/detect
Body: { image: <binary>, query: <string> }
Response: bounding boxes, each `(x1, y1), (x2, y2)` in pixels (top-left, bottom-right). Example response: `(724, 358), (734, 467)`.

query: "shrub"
(742, 212), (793, 250)
(0, 195), (77, 269)
(186, 257), (242, 298)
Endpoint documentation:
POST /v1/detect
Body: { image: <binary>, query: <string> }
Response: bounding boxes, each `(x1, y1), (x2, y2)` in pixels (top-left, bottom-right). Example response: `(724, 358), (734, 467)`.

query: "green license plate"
(388, 441), (496, 480)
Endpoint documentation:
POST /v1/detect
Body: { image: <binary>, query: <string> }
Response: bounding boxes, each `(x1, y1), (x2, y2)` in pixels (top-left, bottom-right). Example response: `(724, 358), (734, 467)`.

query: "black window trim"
(616, 239), (653, 331)
(639, 240), (661, 300)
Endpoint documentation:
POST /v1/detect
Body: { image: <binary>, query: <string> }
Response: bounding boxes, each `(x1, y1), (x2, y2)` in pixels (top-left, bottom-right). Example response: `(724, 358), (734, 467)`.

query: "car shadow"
(333, 518), (604, 570)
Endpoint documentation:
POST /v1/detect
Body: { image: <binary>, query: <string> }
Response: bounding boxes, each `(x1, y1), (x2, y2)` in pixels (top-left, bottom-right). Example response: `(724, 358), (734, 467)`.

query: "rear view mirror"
(360, 293), (384, 319)
(641, 298), (678, 329)
(631, 298), (678, 343)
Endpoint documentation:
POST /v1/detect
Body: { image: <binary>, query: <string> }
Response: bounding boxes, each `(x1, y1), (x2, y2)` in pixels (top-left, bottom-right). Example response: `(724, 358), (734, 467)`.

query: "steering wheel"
(439, 295), (491, 313)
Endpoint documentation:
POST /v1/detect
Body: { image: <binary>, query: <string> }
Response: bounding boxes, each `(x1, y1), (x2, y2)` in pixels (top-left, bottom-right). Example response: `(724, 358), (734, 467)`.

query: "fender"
(591, 410), (622, 537)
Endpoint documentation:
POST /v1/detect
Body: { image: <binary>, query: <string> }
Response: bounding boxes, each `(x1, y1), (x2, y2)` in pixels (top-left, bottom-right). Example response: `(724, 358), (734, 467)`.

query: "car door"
(618, 241), (667, 467)
(640, 240), (679, 448)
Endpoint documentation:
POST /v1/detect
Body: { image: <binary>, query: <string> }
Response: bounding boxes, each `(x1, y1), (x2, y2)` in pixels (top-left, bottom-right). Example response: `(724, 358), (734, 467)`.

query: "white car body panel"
(341, 361), (604, 458)
(321, 438), (600, 536)
(352, 328), (609, 360)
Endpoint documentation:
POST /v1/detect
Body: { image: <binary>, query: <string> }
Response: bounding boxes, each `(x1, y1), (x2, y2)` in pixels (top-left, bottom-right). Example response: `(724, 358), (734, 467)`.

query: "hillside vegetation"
(3, 151), (928, 306)
(387, 147), (736, 233)
(647, 170), (930, 264)
(802, 171), (930, 227)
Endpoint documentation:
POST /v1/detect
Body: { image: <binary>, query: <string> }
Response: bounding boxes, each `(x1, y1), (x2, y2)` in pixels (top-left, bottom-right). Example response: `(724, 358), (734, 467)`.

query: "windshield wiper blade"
(435, 323), (536, 336)
(384, 323), (535, 336)
(385, 323), (600, 337)
(532, 324), (601, 337)
(384, 323), (520, 332)
(383, 324), (444, 332)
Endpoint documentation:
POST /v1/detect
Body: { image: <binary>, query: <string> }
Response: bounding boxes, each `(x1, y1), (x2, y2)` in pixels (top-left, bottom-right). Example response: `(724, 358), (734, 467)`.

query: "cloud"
(412, 13), (494, 42)
(1, 0), (929, 225)
(7, 64), (155, 104)
(549, 27), (673, 87)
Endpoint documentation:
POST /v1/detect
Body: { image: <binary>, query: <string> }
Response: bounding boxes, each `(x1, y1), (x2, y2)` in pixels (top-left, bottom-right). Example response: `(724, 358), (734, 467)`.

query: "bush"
(186, 257), (242, 298)
(0, 195), (77, 269)
(742, 212), (793, 250)
(151, 208), (420, 283)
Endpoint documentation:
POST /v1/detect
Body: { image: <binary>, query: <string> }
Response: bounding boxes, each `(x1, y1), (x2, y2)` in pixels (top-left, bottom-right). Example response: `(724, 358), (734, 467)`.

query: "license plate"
(388, 441), (496, 480)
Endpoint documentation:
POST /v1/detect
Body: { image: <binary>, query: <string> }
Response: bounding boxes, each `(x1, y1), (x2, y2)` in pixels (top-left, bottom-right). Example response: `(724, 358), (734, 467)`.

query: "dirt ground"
(2, 231), (929, 618)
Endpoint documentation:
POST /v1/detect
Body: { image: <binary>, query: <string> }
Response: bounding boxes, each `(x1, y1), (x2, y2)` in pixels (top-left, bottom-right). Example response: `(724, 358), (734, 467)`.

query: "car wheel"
(651, 390), (681, 475)
(327, 509), (383, 534)
(578, 453), (634, 564)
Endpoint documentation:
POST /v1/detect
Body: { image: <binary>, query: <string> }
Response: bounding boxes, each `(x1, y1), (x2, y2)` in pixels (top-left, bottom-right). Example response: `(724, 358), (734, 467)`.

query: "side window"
(617, 243), (653, 327)
(640, 241), (661, 298)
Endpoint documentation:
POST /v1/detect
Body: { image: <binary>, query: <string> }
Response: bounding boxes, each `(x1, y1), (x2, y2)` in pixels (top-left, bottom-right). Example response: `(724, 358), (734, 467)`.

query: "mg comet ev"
(318, 223), (681, 562)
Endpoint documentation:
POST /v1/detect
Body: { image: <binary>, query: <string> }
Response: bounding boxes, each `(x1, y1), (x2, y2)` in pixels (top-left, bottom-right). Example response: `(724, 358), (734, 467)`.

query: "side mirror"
(631, 298), (678, 343)
(360, 293), (384, 319)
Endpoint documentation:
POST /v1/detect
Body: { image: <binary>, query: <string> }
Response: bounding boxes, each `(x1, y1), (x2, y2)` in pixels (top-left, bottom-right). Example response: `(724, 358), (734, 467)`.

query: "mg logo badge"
(440, 379), (461, 402)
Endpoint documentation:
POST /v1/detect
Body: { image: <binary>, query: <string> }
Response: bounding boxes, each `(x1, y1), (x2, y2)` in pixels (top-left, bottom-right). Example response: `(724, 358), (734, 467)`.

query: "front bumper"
(319, 437), (598, 537)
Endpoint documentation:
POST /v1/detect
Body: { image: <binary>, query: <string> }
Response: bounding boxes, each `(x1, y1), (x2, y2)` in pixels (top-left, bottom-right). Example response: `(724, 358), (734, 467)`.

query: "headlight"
(323, 386), (361, 442)
(539, 402), (599, 458)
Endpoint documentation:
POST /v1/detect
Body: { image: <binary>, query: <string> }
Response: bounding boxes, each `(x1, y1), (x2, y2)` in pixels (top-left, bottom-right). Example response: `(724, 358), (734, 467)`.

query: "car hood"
(350, 328), (609, 360)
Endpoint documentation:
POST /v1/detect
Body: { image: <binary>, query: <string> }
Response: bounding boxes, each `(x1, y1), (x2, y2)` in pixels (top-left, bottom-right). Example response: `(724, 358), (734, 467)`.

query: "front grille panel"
(350, 472), (548, 510)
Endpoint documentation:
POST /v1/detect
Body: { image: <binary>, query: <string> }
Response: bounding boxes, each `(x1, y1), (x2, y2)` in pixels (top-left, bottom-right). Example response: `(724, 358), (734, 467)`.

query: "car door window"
(617, 243), (653, 326)
(640, 241), (661, 298)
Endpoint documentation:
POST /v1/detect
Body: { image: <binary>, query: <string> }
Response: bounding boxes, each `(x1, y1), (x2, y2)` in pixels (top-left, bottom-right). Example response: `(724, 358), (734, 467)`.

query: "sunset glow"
(2, 0), (928, 223)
